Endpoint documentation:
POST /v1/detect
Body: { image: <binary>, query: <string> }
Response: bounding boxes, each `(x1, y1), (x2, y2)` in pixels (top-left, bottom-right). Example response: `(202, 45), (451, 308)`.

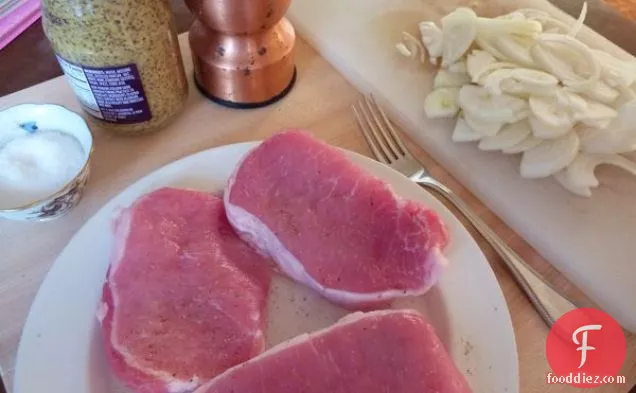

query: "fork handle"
(415, 177), (578, 327)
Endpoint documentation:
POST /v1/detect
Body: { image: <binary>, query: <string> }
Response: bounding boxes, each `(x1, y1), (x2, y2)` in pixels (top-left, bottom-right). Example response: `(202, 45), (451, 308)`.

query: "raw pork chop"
(99, 187), (271, 393)
(225, 129), (449, 309)
(193, 309), (472, 393)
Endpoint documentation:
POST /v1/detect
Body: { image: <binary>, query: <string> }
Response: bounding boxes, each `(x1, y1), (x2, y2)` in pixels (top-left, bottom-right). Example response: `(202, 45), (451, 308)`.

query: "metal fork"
(352, 94), (579, 328)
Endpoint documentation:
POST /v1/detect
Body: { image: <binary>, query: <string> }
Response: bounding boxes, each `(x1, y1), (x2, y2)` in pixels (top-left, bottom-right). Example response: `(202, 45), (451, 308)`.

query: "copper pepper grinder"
(185, 0), (297, 108)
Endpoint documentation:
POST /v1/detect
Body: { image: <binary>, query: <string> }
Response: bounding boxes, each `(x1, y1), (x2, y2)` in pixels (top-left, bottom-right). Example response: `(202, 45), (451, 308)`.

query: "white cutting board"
(287, 0), (636, 333)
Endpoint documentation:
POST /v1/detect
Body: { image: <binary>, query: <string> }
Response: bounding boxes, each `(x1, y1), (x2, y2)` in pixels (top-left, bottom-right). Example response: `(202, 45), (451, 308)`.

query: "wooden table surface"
(0, 2), (635, 393)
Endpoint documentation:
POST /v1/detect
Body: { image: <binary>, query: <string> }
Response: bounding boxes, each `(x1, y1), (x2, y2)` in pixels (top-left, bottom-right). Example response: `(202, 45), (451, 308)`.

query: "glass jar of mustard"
(41, 0), (189, 136)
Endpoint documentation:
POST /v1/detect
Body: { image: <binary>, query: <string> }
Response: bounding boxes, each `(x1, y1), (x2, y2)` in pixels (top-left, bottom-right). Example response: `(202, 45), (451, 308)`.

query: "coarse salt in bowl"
(0, 104), (93, 221)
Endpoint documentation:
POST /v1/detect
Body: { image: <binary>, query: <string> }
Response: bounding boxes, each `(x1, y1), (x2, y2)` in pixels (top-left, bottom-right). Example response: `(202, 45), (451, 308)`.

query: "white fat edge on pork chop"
(96, 301), (109, 324)
(100, 196), (205, 393)
(223, 185), (448, 307)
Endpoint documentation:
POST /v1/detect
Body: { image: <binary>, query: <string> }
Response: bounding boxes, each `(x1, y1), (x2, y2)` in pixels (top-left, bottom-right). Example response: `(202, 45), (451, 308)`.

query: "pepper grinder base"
(193, 67), (297, 110)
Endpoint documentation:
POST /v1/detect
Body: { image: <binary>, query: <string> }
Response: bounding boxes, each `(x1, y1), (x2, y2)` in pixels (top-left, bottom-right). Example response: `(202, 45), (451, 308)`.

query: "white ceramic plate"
(13, 142), (519, 393)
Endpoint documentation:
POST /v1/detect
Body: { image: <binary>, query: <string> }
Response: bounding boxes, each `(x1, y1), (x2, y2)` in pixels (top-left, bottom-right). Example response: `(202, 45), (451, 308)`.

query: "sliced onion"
(593, 50), (636, 88)
(555, 89), (588, 112)
(424, 87), (461, 119)
(516, 9), (571, 34)
(542, 18), (573, 34)
(511, 68), (559, 87)
(502, 134), (543, 154)
(520, 131), (580, 178)
(508, 108), (530, 123)
(614, 85), (636, 109)
(531, 44), (580, 84)
(500, 79), (529, 96)
(580, 81), (619, 105)
(583, 118), (613, 130)
(459, 85), (529, 124)
(472, 61), (519, 85)
(396, 32), (426, 63)
(467, 49), (497, 82)
(515, 9), (551, 20)
(554, 170), (592, 197)
(478, 119), (532, 151)
(419, 21), (444, 64)
(500, 80), (556, 97)
(483, 68), (558, 97)
(474, 18), (542, 65)
(441, 7), (478, 67)
(475, 35), (510, 62)
(613, 87), (636, 109)
(406, 7), (634, 197)
(497, 11), (526, 21)
(448, 59), (468, 73)
(528, 114), (573, 139)
(567, 1), (588, 37)
(434, 69), (471, 88)
(573, 100), (617, 124)
(532, 34), (600, 92)
(477, 17), (543, 36)
(554, 152), (636, 197)
(483, 68), (514, 95)
(493, 35), (536, 67)
(396, 43), (413, 58)
(464, 112), (504, 136)
(529, 96), (575, 129)
(452, 116), (483, 142)
(498, 68), (560, 96)
(579, 99), (636, 153)
(580, 128), (636, 154)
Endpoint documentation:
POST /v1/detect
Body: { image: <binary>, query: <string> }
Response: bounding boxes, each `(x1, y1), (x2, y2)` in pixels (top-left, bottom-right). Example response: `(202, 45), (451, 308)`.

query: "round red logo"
(546, 308), (626, 388)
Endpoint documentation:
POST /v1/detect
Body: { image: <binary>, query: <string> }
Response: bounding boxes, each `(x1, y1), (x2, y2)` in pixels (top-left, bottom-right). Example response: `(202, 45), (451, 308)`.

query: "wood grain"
(0, 32), (634, 392)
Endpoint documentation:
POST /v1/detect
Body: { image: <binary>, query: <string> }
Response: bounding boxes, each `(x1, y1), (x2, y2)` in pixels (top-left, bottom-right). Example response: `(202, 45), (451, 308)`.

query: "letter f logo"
(572, 324), (602, 368)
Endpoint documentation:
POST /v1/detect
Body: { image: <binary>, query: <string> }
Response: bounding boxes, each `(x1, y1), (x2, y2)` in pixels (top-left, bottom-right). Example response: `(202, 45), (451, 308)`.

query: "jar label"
(56, 55), (152, 124)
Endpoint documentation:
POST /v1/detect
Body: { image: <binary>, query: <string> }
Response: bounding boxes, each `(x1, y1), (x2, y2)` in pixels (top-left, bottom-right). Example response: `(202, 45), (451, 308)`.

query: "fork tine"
(352, 102), (389, 164)
(363, 95), (403, 160)
(367, 94), (411, 158)
(357, 98), (398, 162)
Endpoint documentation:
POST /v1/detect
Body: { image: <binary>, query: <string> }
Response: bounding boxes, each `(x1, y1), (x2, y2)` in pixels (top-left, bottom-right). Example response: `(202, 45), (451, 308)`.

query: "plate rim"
(13, 140), (519, 392)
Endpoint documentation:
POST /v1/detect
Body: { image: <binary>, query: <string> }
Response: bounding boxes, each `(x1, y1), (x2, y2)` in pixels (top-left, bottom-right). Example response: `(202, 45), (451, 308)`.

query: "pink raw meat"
(193, 309), (472, 393)
(224, 129), (449, 309)
(98, 188), (271, 393)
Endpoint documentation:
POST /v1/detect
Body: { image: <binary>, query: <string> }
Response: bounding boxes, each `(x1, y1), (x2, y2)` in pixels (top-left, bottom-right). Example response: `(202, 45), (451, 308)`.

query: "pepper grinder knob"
(185, 0), (297, 108)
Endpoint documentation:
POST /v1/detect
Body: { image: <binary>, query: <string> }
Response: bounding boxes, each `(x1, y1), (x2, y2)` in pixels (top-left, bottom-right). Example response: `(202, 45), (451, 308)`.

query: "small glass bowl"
(0, 104), (94, 221)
